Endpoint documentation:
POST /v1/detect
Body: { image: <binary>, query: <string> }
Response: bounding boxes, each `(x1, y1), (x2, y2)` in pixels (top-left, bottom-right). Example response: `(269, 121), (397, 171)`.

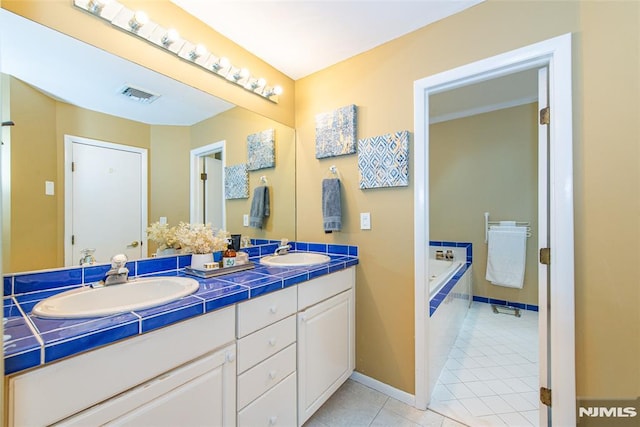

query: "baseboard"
(349, 371), (415, 407)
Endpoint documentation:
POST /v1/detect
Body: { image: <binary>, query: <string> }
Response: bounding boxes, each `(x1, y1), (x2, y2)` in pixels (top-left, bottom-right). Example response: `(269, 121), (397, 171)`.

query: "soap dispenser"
(222, 241), (236, 268)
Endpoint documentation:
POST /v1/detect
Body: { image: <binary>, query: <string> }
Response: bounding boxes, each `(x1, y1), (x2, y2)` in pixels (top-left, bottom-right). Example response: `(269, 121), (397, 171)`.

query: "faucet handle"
(111, 253), (128, 268)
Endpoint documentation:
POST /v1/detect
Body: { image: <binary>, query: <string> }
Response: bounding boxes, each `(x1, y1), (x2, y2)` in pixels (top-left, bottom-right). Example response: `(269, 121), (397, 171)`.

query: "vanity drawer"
(237, 343), (296, 410)
(237, 315), (296, 373)
(237, 286), (297, 338)
(238, 372), (297, 427)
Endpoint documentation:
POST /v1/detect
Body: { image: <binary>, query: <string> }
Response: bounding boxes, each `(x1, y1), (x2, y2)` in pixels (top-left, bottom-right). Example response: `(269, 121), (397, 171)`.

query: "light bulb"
(161, 29), (180, 47)
(212, 56), (230, 71)
(189, 43), (207, 61)
(273, 86), (283, 96)
(128, 10), (148, 31)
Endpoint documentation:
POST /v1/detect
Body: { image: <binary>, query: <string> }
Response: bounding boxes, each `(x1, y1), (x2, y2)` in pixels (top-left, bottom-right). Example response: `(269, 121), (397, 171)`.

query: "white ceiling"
(170, 0), (484, 80)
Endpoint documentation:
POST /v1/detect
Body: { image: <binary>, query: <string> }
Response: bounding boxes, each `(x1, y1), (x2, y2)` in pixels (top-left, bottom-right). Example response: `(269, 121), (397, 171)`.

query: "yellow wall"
(295, 0), (639, 398)
(431, 103), (538, 305)
(0, 0), (295, 127)
(9, 77), (57, 272)
(149, 125), (191, 240)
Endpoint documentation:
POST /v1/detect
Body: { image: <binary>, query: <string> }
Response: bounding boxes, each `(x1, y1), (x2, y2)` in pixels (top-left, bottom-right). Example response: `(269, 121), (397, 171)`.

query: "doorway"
(190, 141), (226, 229)
(64, 135), (148, 266)
(413, 34), (575, 426)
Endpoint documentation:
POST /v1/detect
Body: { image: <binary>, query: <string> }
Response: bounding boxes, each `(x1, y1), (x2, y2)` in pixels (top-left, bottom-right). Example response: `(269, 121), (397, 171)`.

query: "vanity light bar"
(73, 0), (282, 103)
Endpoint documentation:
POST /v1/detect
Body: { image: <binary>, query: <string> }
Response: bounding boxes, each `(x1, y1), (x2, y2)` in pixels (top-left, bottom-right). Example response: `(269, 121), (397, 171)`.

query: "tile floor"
(304, 379), (466, 427)
(429, 302), (540, 426)
(305, 302), (539, 427)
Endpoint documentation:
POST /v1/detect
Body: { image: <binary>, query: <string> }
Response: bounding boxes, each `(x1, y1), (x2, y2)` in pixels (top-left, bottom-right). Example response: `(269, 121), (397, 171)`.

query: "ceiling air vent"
(118, 84), (161, 104)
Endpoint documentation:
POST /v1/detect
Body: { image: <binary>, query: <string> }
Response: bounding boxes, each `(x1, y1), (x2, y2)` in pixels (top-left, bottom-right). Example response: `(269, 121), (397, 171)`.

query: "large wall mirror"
(0, 10), (296, 273)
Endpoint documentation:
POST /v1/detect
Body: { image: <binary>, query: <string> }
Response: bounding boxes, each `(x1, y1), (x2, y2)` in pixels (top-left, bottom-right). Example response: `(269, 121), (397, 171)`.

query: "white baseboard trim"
(349, 371), (415, 407)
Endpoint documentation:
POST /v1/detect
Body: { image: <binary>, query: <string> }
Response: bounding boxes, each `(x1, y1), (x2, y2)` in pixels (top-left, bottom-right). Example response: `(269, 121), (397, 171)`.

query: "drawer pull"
(268, 337), (277, 346)
(269, 416), (278, 425)
(226, 352), (236, 363)
(270, 305), (278, 314)
(269, 370), (278, 379)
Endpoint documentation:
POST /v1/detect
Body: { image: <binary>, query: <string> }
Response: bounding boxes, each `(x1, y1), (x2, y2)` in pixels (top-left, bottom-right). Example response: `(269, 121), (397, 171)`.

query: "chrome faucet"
(102, 254), (130, 286)
(274, 239), (291, 256)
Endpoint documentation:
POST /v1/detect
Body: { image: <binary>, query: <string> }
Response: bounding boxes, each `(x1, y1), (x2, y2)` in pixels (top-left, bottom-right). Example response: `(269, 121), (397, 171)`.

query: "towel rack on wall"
(260, 175), (268, 185)
(484, 212), (531, 243)
(324, 165), (340, 179)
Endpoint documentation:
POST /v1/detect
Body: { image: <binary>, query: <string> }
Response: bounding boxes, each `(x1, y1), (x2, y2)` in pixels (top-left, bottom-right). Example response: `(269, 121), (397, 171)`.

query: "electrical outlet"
(360, 212), (371, 230)
(243, 214), (249, 227)
(159, 216), (167, 225)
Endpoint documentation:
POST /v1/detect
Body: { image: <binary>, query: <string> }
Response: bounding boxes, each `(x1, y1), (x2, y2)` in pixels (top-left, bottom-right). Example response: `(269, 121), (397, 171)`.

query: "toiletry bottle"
(222, 243), (236, 268)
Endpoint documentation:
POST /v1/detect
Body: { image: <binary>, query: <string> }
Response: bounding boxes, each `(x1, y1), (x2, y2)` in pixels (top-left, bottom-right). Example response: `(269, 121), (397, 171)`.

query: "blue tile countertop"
(3, 241), (358, 375)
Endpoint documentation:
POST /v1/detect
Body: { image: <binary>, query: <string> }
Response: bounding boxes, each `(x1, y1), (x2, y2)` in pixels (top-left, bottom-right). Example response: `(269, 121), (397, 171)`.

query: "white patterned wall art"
(225, 163), (249, 199)
(315, 104), (357, 159)
(358, 131), (410, 189)
(247, 129), (275, 171)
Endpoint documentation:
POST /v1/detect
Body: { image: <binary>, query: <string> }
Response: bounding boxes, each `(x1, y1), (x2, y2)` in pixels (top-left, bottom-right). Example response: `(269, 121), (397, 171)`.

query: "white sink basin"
(32, 277), (200, 319)
(260, 252), (331, 267)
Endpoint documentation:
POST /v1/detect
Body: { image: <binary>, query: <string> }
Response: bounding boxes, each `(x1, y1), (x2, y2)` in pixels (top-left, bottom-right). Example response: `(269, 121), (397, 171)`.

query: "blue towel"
(322, 178), (341, 233)
(249, 186), (270, 228)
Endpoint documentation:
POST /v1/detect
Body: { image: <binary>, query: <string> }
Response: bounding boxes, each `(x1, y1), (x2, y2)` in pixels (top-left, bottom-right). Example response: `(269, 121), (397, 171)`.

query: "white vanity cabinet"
(297, 267), (356, 426)
(236, 285), (298, 427)
(6, 306), (236, 427)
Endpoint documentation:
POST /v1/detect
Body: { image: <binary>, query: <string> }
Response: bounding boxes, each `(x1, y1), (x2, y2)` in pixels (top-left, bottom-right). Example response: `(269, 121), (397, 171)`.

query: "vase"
(190, 253), (214, 270)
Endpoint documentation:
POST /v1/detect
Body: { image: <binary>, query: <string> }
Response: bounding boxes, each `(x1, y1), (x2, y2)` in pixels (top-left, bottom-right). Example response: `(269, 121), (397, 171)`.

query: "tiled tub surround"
(428, 242), (473, 401)
(3, 241), (358, 375)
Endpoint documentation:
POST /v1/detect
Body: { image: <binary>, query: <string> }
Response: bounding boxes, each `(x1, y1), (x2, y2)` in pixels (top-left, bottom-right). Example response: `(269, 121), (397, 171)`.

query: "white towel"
(486, 225), (527, 288)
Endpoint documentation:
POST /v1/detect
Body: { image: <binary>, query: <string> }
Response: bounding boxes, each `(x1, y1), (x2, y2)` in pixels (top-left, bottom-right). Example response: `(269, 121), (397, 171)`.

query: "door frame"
(64, 135), (148, 266)
(189, 141), (226, 225)
(413, 33), (575, 425)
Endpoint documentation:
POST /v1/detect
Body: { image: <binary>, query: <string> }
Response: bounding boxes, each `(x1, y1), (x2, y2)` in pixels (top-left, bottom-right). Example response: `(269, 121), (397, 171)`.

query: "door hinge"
(540, 387), (552, 406)
(540, 248), (551, 265)
(200, 172), (207, 181)
(539, 107), (550, 125)
(71, 162), (76, 172)
(71, 235), (75, 245)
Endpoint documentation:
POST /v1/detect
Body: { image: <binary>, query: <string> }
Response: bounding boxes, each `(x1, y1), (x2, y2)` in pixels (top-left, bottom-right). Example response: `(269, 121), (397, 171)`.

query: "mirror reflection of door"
(64, 136), (147, 266)
(199, 152), (223, 229)
(190, 141), (225, 229)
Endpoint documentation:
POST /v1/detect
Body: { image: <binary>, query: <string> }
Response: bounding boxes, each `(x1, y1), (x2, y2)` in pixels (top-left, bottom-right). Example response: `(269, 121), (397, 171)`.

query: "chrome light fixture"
(128, 10), (148, 32)
(161, 29), (180, 48)
(73, 0), (282, 103)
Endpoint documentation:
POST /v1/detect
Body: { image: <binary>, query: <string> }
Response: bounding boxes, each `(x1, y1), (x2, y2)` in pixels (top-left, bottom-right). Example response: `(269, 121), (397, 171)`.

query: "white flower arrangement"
(174, 222), (229, 254)
(146, 222), (180, 251)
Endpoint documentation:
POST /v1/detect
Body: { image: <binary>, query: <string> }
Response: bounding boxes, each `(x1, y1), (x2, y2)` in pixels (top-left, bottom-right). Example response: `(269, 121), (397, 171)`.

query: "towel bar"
(484, 212), (531, 243)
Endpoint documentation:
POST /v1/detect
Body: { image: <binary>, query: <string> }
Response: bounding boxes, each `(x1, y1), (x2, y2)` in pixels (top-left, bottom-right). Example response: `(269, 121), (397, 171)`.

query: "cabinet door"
(297, 289), (354, 426)
(59, 344), (236, 426)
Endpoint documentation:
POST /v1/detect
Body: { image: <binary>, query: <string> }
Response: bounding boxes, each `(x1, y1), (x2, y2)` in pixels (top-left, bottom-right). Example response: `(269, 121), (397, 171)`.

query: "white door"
(190, 141), (225, 227)
(537, 67), (551, 427)
(204, 155), (223, 228)
(65, 136), (147, 265)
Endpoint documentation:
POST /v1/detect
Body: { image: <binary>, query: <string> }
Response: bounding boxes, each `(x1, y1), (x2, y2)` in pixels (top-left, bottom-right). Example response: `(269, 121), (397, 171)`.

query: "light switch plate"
(360, 212), (371, 230)
(45, 181), (55, 196)
(159, 217), (167, 225)
(243, 214), (249, 227)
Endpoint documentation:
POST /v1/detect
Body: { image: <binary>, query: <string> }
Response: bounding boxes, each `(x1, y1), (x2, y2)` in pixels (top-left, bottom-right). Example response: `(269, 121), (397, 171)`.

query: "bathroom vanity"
(4, 246), (357, 427)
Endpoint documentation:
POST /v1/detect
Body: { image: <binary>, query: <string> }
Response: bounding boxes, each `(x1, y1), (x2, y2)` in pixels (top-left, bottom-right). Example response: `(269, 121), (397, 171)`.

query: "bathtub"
(429, 259), (464, 296)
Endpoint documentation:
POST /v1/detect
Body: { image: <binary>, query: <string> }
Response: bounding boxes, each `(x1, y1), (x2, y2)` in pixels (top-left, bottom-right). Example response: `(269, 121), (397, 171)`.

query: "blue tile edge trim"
(472, 296), (539, 312)
(429, 262), (471, 317)
(3, 241), (360, 297)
